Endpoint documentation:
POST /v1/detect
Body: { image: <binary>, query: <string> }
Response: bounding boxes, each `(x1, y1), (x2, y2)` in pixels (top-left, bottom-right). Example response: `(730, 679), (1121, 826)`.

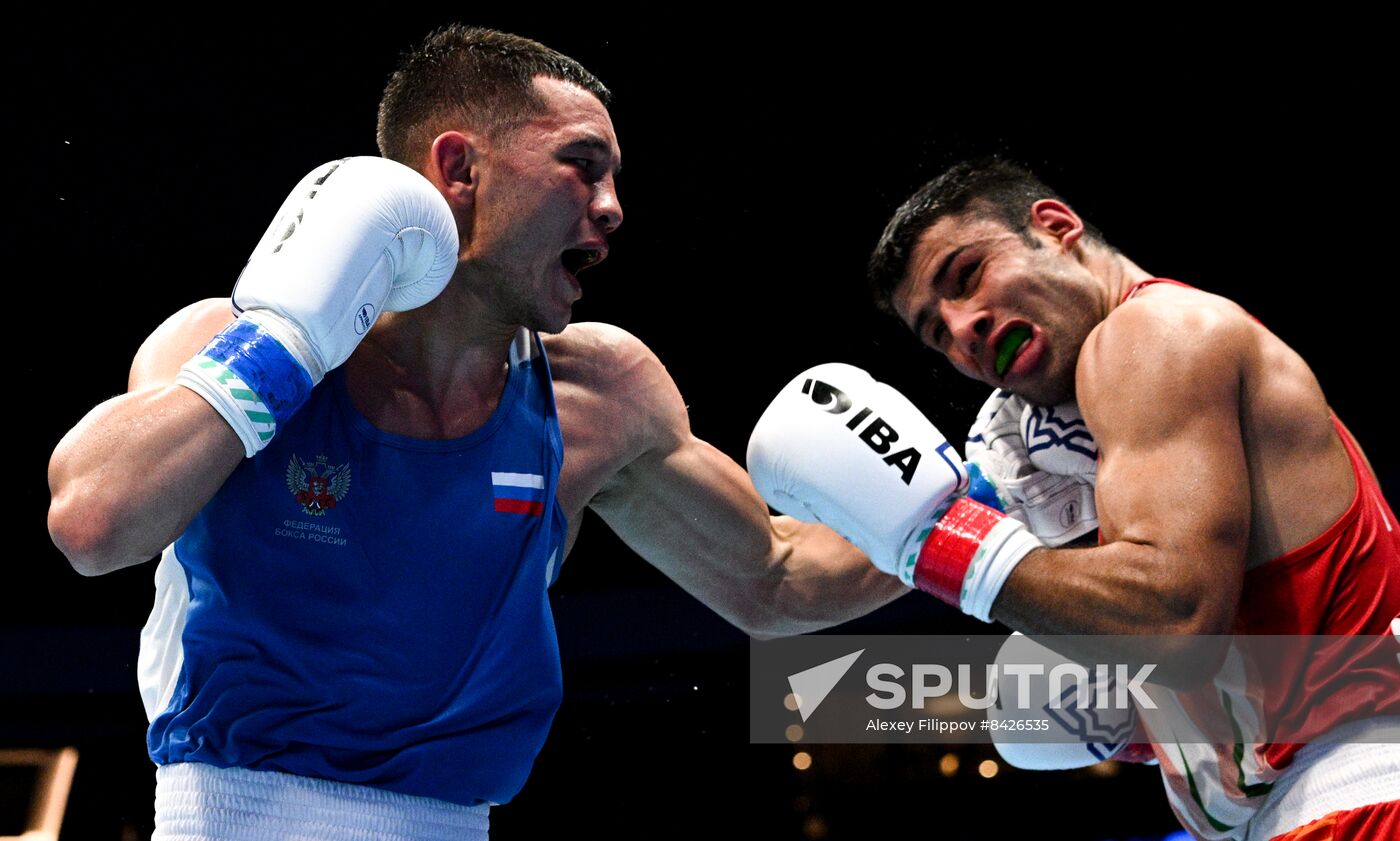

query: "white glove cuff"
(176, 363), (267, 458)
(242, 309), (326, 383)
(998, 470), (1099, 547)
(961, 520), (1042, 622)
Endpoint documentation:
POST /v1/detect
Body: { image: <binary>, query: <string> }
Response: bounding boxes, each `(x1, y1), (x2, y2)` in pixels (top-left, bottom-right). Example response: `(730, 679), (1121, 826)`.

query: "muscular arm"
(992, 300), (1251, 645)
(580, 332), (907, 638)
(47, 299), (242, 575)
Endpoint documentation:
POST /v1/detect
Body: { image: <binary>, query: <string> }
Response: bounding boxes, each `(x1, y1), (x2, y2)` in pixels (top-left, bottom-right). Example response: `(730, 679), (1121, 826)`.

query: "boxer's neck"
(350, 278), (522, 430)
(1081, 241), (1153, 320)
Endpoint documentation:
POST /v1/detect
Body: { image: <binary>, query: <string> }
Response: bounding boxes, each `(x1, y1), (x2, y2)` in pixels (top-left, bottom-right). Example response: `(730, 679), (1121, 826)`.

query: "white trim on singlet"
(1244, 717), (1400, 841)
(138, 545), (190, 721)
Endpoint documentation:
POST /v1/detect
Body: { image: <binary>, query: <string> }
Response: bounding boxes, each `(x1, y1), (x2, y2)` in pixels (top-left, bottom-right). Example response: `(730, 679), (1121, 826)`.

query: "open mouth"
(561, 248), (604, 275)
(994, 326), (1033, 377)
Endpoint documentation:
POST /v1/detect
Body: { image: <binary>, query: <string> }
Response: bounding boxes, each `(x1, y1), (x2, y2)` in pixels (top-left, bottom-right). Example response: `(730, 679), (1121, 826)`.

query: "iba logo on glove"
(801, 378), (922, 486)
(801, 378), (853, 413)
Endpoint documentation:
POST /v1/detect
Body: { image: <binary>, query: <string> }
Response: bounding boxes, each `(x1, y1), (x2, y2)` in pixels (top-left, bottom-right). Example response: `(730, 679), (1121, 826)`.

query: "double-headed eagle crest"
(286, 454), (352, 516)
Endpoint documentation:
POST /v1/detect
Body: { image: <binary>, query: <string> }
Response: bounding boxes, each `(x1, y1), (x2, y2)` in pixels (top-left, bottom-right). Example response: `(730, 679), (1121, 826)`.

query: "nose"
(939, 299), (993, 370)
(592, 176), (623, 235)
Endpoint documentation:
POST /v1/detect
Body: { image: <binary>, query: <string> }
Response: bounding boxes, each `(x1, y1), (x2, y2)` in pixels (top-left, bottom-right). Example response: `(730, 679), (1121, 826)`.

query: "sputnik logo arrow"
(787, 649), (864, 722)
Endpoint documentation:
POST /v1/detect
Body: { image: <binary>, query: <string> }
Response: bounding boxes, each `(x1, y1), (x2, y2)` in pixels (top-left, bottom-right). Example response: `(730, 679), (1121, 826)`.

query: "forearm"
(995, 543), (1208, 635)
(595, 433), (906, 638)
(669, 464), (909, 636)
(990, 541), (1239, 687)
(750, 516), (909, 638)
(48, 385), (243, 574)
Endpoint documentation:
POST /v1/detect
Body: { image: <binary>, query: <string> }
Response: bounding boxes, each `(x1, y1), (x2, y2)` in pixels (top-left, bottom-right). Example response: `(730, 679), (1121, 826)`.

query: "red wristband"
(913, 497), (1009, 605)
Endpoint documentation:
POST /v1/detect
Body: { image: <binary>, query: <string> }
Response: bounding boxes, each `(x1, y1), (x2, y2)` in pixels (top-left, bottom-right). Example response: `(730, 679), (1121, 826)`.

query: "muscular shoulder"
(544, 322), (690, 455)
(1075, 282), (1265, 444)
(1077, 284), (1256, 436)
(1087, 284), (1256, 363)
(543, 322), (656, 385)
(129, 298), (235, 390)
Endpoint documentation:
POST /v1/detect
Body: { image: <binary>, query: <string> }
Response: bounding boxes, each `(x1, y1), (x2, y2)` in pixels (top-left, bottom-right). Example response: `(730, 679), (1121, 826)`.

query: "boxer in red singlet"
(858, 160), (1400, 840)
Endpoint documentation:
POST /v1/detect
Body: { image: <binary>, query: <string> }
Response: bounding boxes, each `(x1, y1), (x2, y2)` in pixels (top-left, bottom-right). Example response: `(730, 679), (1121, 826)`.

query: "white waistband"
(1245, 717), (1400, 841)
(154, 763), (490, 841)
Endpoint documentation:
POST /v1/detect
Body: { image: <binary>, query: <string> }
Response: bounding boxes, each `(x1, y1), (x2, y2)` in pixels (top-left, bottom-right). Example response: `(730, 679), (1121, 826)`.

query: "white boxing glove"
(231, 156), (460, 375)
(965, 390), (1099, 547)
(177, 157), (459, 456)
(747, 364), (1042, 621)
(1020, 399), (1098, 479)
(990, 632), (1137, 770)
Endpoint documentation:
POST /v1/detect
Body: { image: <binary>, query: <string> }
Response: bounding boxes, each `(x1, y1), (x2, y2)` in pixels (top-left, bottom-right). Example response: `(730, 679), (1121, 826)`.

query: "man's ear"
(1029, 199), (1085, 251)
(426, 131), (479, 212)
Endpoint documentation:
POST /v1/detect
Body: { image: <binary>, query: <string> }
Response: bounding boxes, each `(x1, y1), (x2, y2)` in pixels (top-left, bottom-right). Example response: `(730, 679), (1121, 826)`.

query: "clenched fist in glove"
(747, 363), (1042, 622)
(965, 389), (1099, 547)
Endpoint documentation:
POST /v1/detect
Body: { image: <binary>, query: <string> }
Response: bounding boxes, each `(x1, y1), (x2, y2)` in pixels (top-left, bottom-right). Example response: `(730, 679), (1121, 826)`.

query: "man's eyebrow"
(911, 244), (968, 340)
(563, 136), (622, 175)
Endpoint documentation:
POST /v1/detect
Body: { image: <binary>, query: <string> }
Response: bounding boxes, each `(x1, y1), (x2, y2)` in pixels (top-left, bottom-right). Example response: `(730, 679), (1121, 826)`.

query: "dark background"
(10, 14), (1391, 840)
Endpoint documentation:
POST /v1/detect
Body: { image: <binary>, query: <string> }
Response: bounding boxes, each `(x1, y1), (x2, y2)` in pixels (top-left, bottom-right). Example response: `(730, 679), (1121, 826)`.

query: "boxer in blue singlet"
(47, 26), (905, 839)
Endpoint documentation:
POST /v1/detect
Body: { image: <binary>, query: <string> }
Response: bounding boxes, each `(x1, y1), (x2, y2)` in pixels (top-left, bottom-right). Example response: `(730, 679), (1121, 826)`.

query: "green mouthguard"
(995, 327), (1032, 377)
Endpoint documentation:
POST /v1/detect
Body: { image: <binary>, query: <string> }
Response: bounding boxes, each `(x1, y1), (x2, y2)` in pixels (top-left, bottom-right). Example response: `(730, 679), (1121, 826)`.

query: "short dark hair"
(376, 25), (611, 165)
(866, 158), (1109, 316)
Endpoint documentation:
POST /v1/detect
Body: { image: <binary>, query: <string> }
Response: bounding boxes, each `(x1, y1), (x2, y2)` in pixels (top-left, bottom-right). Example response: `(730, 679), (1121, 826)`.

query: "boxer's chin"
(1004, 361), (1076, 406)
(534, 300), (577, 336)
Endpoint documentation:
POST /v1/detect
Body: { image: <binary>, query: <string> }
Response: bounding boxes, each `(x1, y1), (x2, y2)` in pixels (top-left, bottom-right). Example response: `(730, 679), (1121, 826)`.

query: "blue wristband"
(194, 318), (316, 429)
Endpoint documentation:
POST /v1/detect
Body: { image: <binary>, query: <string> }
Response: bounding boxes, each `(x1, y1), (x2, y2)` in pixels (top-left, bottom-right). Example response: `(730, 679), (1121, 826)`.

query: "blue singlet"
(139, 330), (567, 807)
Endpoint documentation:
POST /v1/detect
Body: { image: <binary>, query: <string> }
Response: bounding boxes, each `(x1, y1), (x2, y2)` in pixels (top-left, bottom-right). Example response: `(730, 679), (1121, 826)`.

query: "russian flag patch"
(492, 472), (545, 516)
